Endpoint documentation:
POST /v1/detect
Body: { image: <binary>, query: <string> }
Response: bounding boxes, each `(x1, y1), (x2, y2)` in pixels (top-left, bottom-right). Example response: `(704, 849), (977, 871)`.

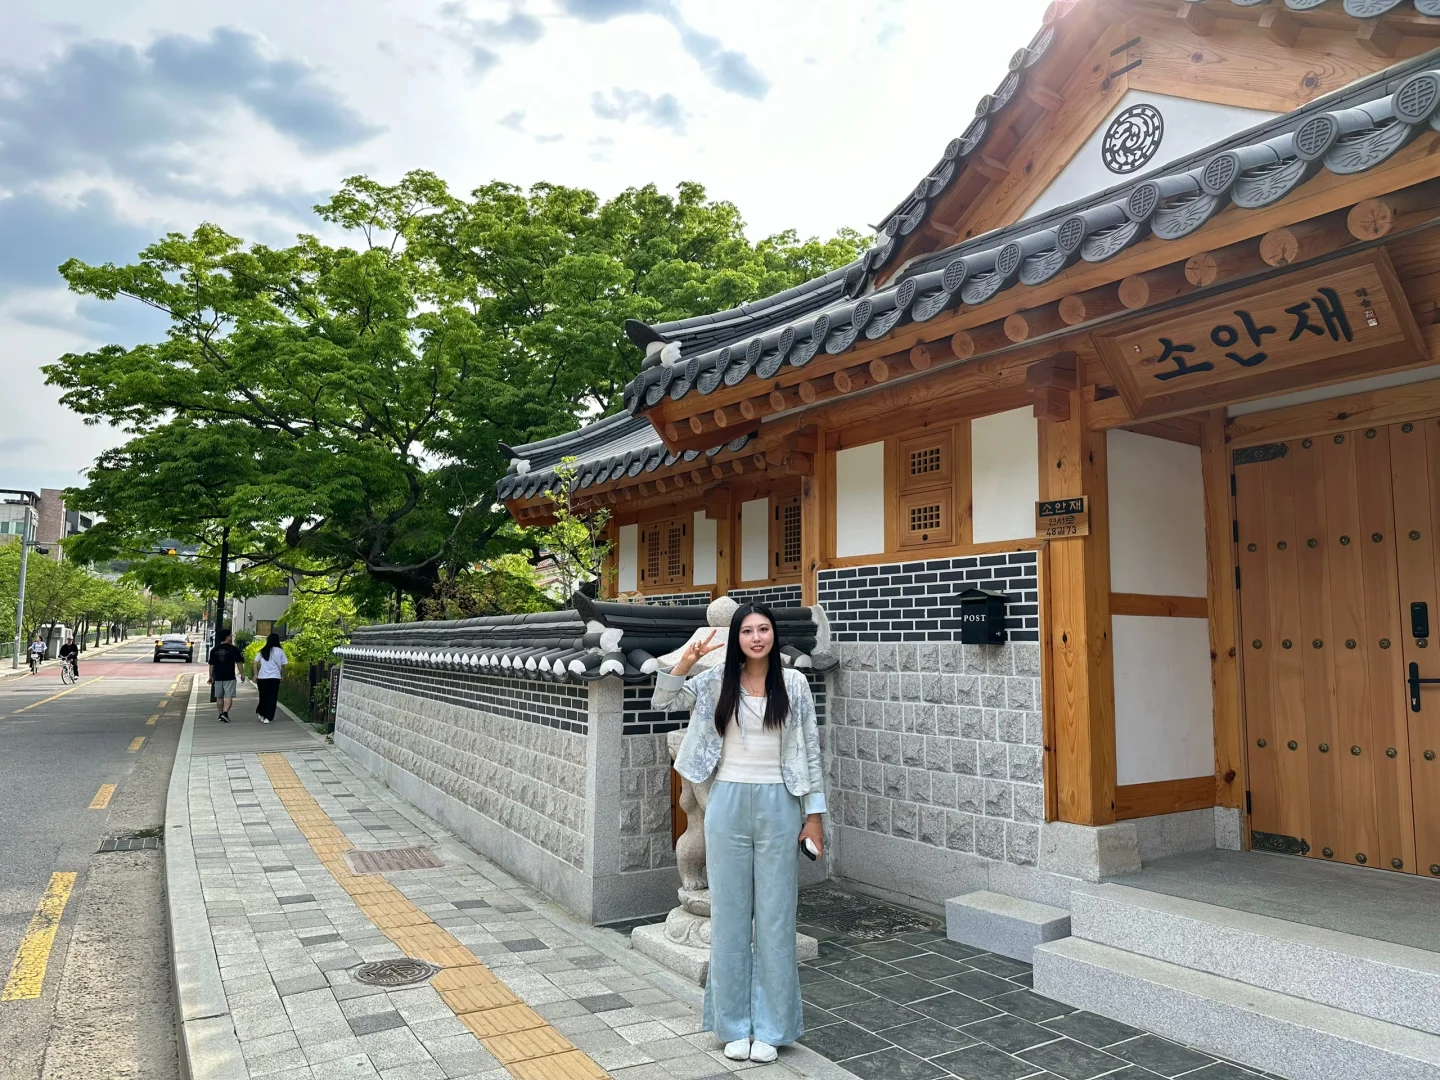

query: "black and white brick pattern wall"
(824, 640), (1043, 869)
(335, 668), (589, 869)
(341, 661), (589, 733)
(730, 584), (803, 609)
(818, 552), (1039, 643)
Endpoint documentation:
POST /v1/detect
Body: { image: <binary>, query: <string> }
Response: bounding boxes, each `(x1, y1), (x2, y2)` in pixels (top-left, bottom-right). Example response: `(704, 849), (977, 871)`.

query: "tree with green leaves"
(46, 172), (862, 613)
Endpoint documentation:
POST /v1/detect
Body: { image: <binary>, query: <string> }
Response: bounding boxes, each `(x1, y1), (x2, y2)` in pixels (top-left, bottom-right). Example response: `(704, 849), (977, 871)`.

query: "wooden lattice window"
(639, 518), (688, 587)
(772, 494), (802, 575)
(897, 432), (955, 549)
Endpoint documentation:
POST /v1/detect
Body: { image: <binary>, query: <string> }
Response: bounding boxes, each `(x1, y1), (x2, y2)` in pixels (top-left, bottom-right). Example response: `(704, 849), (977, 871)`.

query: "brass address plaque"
(1037, 496), (1090, 539)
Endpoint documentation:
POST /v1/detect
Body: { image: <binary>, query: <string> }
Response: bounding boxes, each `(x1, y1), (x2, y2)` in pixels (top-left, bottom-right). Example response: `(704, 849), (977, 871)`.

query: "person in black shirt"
(58, 638), (80, 678)
(208, 628), (246, 723)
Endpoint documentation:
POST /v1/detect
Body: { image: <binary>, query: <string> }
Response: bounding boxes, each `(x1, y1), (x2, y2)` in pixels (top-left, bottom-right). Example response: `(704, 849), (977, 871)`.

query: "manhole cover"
(353, 958), (438, 987)
(797, 886), (936, 941)
(347, 847), (443, 874)
(98, 835), (163, 852)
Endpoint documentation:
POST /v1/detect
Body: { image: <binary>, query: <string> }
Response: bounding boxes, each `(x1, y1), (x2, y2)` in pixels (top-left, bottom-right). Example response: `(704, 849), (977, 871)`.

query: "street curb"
(165, 676), (247, 1079)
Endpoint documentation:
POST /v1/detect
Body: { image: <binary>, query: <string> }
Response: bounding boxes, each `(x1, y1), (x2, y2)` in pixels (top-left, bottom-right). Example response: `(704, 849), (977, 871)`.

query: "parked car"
(154, 633), (194, 663)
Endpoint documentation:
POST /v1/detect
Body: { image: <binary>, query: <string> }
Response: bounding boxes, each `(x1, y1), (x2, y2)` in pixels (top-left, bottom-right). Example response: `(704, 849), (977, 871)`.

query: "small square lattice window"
(644, 529), (661, 583)
(909, 503), (942, 534)
(910, 445), (943, 476)
(782, 502), (802, 565)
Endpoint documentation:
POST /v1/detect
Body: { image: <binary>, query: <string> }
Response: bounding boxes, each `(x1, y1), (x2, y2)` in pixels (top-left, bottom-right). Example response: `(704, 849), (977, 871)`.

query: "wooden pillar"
(1038, 389), (1116, 826)
(600, 517), (618, 599)
(800, 430), (827, 607)
(712, 489), (733, 600)
(1201, 410), (1245, 810)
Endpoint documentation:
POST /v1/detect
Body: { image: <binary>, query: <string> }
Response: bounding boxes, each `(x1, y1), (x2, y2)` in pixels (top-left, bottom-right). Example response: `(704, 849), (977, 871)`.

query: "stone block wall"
(730, 584), (804, 608)
(621, 684), (687, 875)
(338, 664), (589, 866)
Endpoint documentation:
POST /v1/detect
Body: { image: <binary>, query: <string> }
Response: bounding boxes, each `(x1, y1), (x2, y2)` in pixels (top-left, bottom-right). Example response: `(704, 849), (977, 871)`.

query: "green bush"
(233, 628), (255, 650)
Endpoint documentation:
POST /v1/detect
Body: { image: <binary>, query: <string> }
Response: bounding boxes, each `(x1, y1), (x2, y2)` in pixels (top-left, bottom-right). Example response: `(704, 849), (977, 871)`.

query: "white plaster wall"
(1113, 615), (1215, 785)
(617, 523), (638, 593)
(971, 407), (1039, 544)
(691, 511), (717, 587)
(835, 442), (886, 557)
(740, 497), (769, 583)
(1107, 429), (1207, 597)
(1227, 364), (1440, 416)
(1024, 90), (1274, 221)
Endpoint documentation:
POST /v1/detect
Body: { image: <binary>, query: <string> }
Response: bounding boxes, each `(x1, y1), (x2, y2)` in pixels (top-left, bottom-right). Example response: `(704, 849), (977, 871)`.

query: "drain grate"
(353, 958), (438, 987)
(347, 847), (443, 874)
(98, 834), (163, 852)
(797, 886), (936, 941)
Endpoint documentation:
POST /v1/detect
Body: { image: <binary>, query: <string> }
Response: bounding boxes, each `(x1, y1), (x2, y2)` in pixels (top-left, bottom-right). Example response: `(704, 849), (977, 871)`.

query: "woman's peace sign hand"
(673, 629), (722, 675)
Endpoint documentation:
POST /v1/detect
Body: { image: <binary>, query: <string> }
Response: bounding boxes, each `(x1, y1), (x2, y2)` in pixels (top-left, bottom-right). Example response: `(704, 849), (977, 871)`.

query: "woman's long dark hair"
(260, 632), (281, 661)
(713, 603), (790, 736)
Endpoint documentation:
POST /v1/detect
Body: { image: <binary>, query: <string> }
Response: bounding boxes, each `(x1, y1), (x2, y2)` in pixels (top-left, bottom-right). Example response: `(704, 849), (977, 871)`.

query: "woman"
(653, 603), (825, 1063)
(253, 633), (287, 724)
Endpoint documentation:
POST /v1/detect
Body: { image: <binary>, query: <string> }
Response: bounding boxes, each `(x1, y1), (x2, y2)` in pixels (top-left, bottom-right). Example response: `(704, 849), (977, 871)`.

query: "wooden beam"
(1347, 181), (1440, 240)
(1024, 81), (1065, 112)
(1257, 8), (1300, 48)
(949, 321), (1014, 359)
(1110, 592), (1208, 618)
(1258, 211), (1354, 268)
(1123, 416), (1204, 446)
(1027, 352), (1078, 421)
(1184, 238), (1263, 287)
(1356, 19), (1399, 59)
(1119, 263), (1193, 308)
(1175, 0), (1215, 36)
(1040, 387), (1116, 826)
(1059, 286), (1125, 326)
(1224, 376), (1440, 448)
(1200, 409), (1245, 812)
(1114, 776), (1215, 821)
(1005, 304), (1069, 342)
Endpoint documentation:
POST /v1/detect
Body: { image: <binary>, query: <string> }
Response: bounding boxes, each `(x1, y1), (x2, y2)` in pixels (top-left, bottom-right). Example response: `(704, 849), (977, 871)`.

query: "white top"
(715, 695), (784, 784)
(256, 647), (288, 680)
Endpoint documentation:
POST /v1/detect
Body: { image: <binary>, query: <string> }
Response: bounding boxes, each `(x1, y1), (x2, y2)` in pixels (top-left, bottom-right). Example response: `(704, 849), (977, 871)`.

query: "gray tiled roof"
(494, 410), (755, 501)
(337, 599), (832, 682)
(618, 51), (1440, 418)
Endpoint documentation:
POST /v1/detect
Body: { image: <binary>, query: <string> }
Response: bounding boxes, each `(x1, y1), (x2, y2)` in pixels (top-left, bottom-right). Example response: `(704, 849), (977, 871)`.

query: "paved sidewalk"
(168, 681), (855, 1080)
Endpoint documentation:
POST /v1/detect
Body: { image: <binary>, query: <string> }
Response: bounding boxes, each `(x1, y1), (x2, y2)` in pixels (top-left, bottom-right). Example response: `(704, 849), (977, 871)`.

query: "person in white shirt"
(252, 633), (287, 724)
(653, 603), (825, 1064)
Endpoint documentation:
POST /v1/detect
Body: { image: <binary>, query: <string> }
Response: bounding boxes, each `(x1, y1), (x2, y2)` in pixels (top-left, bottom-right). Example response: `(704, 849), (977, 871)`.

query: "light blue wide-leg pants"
(703, 781), (804, 1046)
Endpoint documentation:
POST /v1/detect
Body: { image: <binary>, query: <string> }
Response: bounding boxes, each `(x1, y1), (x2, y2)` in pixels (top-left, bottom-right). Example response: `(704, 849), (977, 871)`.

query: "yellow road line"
(127, 737), (145, 752)
(89, 784), (116, 810)
(14, 677), (104, 713)
(258, 755), (607, 1079)
(146, 714), (159, 726)
(1, 872), (78, 1001)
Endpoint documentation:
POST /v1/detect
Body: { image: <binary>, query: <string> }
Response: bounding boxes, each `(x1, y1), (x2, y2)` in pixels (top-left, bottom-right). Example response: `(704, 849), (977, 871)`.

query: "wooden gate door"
(1389, 419), (1440, 879)
(1235, 424), (1415, 872)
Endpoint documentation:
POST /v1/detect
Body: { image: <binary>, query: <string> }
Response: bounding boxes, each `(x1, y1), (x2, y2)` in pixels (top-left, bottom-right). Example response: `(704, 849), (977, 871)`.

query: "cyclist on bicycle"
(58, 638), (79, 680)
(27, 636), (46, 674)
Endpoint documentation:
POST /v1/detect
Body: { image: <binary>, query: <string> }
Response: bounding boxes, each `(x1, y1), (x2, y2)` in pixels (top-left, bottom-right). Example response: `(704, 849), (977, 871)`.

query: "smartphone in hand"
(799, 837), (819, 861)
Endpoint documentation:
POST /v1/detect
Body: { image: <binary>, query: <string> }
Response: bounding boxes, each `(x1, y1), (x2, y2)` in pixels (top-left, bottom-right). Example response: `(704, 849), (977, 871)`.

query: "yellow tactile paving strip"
(257, 753), (609, 1080)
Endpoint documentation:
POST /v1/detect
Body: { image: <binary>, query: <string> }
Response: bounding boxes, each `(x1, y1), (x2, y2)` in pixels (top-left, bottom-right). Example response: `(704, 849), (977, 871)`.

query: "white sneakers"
(722, 1039), (779, 1063)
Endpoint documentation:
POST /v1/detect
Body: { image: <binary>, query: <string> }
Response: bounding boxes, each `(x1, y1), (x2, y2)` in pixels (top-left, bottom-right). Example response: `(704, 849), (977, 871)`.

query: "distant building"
(0, 489), (90, 560)
(229, 577), (293, 639)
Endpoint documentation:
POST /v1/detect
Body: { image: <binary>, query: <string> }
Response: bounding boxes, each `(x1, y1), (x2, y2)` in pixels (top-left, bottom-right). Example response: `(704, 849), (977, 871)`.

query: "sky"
(0, 0), (1054, 494)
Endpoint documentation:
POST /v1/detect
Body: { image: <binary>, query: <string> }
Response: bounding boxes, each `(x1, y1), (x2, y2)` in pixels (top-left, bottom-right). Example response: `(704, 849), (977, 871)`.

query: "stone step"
(1069, 883), (1440, 1036)
(1033, 937), (1440, 1080)
(944, 890), (1070, 963)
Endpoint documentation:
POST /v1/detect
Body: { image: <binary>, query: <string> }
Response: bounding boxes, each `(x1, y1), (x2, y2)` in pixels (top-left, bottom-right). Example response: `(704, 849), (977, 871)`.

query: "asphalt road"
(0, 639), (195, 1080)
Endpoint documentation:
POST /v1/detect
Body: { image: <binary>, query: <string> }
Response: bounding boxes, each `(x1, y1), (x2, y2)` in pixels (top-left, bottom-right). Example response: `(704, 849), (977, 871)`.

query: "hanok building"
(339, 2), (1440, 1075)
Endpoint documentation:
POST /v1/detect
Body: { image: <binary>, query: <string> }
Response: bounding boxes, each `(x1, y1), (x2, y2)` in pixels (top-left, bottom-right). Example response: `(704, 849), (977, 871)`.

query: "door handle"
(1408, 662), (1440, 713)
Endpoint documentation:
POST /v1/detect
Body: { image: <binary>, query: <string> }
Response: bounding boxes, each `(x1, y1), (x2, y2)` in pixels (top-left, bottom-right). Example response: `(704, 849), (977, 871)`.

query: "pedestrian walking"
(207, 628), (245, 723)
(252, 632), (287, 724)
(653, 602), (826, 1063)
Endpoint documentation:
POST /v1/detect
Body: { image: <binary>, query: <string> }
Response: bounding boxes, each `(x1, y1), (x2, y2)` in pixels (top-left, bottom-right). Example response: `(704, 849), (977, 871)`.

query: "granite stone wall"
(337, 664), (588, 868)
(825, 639), (1045, 879)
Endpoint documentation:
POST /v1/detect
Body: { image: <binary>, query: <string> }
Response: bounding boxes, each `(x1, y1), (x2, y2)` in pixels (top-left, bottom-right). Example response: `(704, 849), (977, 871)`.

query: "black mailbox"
(956, 587), (1011, 644)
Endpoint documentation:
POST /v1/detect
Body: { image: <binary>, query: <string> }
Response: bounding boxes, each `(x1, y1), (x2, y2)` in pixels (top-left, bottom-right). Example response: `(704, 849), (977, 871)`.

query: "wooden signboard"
(1037, 496), (1090, 538)
(1094, 251), (1424, 420)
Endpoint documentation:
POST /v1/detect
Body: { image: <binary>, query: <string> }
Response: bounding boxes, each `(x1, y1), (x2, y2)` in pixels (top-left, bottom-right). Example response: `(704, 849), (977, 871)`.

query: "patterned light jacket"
(653, 665), (827, 816)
